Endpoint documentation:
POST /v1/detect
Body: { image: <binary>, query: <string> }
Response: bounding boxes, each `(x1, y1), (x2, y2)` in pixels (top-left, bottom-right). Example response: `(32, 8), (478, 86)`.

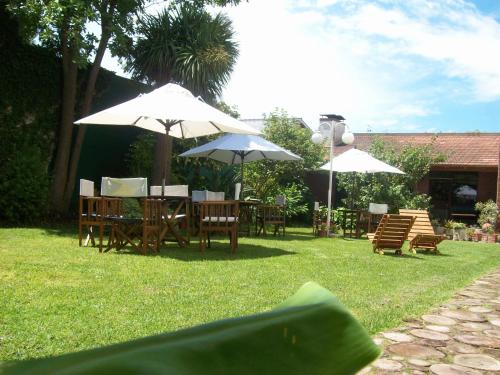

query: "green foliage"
(244, 109), (324, 221)
(337, 137), (445, 212)
(264, 183), (309, 218)
(125, 133), (156, 179)
(125, 2), (238, 101)
(0, 144), (49, 223)
(475, 199), (498, 229)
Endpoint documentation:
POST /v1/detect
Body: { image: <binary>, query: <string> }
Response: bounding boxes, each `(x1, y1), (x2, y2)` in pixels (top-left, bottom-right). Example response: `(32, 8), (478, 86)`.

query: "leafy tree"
(244, 109), (325, 220)
(124, 3), (239, 186)
(6, 0), (241, 215)
(336, 137), (446, 212)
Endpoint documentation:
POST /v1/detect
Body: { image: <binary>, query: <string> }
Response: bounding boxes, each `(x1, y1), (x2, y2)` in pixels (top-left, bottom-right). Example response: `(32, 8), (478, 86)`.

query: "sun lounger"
(399, 209), (446, 254)
(368, 214), (416, 255)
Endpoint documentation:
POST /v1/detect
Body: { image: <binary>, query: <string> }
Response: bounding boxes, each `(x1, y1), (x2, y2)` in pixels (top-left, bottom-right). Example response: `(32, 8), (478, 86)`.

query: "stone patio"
(359, 268), (500, 374)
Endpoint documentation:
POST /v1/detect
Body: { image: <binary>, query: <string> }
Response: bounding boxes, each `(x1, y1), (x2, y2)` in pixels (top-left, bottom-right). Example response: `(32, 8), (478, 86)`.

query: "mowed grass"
(1, 226), (499, 361)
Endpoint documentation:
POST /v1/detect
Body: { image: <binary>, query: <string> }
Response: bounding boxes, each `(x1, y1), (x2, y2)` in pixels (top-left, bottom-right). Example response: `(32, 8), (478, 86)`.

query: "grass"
(1, 226), (499, 361)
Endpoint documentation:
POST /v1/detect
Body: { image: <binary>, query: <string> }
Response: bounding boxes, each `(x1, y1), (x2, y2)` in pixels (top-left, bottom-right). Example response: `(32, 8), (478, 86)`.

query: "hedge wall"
(0, 7), (148, 223)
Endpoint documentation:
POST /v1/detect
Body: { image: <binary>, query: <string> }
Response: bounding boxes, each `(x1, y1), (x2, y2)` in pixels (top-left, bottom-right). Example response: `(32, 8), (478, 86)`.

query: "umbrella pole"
(240, 153), (245, 199)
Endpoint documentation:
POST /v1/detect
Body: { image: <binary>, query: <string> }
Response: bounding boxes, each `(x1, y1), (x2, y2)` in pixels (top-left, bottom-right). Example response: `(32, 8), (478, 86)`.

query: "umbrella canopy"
(179, 134), (302, 164)
(75, 83), (260, 138)
(320, 148), (404, 174)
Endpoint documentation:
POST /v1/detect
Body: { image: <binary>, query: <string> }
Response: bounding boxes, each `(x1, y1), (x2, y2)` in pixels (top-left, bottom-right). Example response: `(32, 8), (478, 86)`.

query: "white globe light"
(311, 132), (324, 145)
(342, 131), (355, 145)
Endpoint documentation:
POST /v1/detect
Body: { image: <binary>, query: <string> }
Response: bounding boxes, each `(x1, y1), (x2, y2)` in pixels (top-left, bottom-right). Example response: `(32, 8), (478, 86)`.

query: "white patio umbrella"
(320, 148), (404, 174)
(75, 83), (260, 190)
(319, 148), (404, 209)
(75, 83), (260, 138)
(179, 133), (302, 191)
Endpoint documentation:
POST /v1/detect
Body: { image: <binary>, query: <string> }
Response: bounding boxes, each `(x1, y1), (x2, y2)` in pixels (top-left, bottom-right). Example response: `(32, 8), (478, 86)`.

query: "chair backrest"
(369, 203), (388, 215)
(234, 183), (241, 201)
(399, 209), (436, 240)
(207, 191), (225, 201)
(276, 195), (286, 206)
(200, 201), (239, 228)
(80, 179), (94, 197)
(192, 190), (208, 202)
(150, 185), (189, 197)
(101, 177), (147, 197)
(371, 214), (415, 249)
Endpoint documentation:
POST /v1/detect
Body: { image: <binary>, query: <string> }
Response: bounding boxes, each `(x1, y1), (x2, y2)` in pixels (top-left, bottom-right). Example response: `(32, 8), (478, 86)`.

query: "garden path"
(359, 268), (500, 374)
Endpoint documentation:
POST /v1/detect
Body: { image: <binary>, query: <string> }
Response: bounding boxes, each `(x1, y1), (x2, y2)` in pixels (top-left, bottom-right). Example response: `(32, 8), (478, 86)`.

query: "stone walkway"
(359, 268), (500, 374)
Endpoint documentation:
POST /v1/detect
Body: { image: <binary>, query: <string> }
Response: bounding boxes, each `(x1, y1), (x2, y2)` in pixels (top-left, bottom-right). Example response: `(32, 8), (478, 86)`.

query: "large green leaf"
(1, 282), (379, 374)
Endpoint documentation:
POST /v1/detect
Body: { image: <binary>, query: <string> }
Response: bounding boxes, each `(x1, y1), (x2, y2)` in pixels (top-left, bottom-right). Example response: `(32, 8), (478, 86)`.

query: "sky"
(100, 0), (500, 133)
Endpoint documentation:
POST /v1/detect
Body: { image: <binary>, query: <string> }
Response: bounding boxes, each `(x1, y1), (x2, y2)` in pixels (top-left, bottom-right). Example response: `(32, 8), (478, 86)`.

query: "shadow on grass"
(108, 241), (296, 261)
(43, 225), (78, 238)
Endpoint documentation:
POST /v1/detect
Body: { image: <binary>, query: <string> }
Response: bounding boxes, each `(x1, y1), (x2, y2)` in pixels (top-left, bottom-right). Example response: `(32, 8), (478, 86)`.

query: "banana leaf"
(1, 282), (380, 374)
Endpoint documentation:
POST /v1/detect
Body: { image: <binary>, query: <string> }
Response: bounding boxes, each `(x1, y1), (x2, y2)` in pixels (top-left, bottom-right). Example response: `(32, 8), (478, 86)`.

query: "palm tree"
(125, 3), (239, 184)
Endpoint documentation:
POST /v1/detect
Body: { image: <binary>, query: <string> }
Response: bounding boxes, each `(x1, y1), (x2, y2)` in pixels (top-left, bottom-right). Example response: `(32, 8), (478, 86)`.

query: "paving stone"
(489, 319), (500, 327)
(381, 332), (414, 342)
(455, 334), (500, 348)
(441, 310), (486, 322)
(373, 337), (384, 346)
(484, 329), (500, 338)
(356, 366), (371, 375)
(387, 343), (445, 359)
(429, 364), (482, 375)
(422, 314), (457, 326)
(426, 325), (451, 333)
(411, 371), (425, 375)
(408, 358), (431, 367)
(460, 322), (492, 331)
(373, 358), (403, 371)
(468, 306), (492, 313)
(390, 356), (404, 361)
(453, 354), (500, 371)
(445, 342), (480, 354)
(410, 329), (450, 341)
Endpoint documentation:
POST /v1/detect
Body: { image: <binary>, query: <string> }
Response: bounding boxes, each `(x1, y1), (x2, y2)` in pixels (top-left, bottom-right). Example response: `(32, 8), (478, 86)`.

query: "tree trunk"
(62, 24), (112, 210)
(152, 134), (173, 186)
(50, 29), (78, 214)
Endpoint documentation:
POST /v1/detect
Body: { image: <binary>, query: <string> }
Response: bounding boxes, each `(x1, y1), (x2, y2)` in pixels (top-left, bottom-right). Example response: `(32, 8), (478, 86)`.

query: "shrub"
(475, 199), (497, 230)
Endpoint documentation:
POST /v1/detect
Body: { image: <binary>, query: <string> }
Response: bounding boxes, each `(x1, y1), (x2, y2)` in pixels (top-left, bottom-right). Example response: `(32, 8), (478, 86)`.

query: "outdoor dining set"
(78, 177), (286, 255)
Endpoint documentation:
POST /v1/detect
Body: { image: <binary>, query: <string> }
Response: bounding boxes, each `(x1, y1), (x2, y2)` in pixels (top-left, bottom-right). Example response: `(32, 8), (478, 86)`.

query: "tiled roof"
(333, 133), (500, 168)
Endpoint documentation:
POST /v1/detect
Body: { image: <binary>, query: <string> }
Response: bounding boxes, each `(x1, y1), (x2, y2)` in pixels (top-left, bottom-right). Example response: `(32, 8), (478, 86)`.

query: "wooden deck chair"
(399, 209), (446, 254)
(257, 196), (286, 236)
(199, 201), (239, 253)
(368, 214), (416, 255)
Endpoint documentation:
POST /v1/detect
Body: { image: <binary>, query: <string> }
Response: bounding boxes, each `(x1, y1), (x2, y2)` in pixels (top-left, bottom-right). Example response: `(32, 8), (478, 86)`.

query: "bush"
(0, 144), (49, 223)
(475, 199), (497, 230)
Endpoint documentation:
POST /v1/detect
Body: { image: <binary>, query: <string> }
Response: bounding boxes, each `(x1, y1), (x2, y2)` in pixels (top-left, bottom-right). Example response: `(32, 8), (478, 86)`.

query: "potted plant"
(431, 219), (445, 235)
(472, 228), (482, 242)
(452, 222), (467, 241)
(475, 200), (498, 244)
(481, 223), (497, 243)
(465, 227), (475, 241)
(444, 220), (454, 239)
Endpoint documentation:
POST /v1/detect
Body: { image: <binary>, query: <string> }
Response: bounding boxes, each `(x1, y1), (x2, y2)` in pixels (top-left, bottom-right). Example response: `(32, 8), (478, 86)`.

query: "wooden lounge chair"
(367, 214), (416, 255)
(399, 209), (446, 254)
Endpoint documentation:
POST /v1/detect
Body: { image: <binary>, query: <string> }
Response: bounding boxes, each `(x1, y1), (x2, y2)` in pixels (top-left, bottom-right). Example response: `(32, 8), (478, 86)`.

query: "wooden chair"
(199, 201), (239, 253)
(79, 179), (103, 250)
(399, 209), (446, 254)
(367, 214), (416, 255)
(257, 196), (286, 236)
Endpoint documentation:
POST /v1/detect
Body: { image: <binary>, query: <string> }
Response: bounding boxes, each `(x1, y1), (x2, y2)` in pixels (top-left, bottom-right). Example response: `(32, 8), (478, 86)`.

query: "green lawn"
(1, 226), (499, 361)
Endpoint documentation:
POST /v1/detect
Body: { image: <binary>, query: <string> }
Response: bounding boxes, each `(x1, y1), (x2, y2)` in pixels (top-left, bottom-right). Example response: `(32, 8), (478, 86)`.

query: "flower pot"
(434, 226), (445, 235)
(318, 230), (328, 237)
(453, 228), (467, 241)
(481, 234), (497, 243)
(445, 229), (453, 240)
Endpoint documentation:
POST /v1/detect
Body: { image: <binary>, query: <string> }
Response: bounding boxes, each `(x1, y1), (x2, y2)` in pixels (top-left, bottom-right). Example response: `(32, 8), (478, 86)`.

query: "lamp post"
(312, 118), (354, 237)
